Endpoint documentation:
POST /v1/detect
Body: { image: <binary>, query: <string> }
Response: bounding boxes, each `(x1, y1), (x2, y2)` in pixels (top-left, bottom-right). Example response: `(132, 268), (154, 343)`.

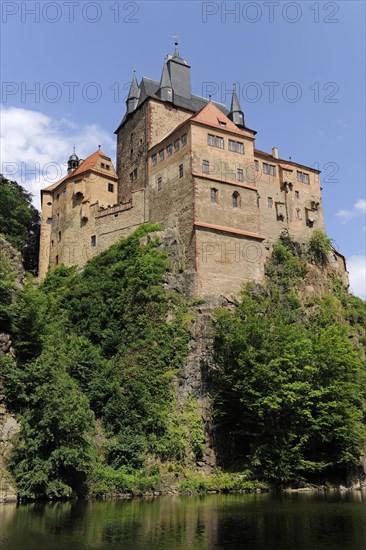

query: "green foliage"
(2, 343), (96, 499)
(0, 176), (40, 273)
(213, 242), (366, 486)
(2, 225), (190, 498)
(182, 396), (205, 461)
(308, 231), (333, 265)
(0, 250), (17, 331)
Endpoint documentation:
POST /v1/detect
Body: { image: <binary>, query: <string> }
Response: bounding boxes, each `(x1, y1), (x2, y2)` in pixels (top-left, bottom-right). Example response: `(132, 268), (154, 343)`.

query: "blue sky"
(1, 0), (365, 296)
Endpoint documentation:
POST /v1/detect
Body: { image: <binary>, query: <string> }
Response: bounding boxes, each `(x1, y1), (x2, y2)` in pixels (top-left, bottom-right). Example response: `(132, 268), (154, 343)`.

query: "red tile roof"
(41, 149), (112, 193)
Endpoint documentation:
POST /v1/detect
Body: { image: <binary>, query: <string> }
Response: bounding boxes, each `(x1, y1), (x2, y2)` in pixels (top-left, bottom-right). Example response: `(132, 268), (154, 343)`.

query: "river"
(1, 491), (365, 550)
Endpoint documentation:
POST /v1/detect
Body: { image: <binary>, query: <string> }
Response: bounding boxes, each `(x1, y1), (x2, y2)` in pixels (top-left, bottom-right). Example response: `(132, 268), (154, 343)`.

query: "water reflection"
(1, 492), (365, 550)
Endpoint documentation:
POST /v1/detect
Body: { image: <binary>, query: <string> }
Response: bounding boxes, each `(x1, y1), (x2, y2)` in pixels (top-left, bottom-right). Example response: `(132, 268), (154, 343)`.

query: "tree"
(0, 175), (40, 273)
(213, 242), (366, 485)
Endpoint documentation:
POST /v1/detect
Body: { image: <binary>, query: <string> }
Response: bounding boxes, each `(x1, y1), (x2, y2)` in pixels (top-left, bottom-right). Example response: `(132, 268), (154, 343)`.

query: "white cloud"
(347, 255), (366, 300)
(0, 105), (115, 209)
(337, 199), (366, 221)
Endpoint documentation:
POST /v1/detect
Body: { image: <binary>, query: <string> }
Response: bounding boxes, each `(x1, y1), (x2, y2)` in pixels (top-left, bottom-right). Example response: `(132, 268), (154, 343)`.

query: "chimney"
(272, 147), (279, 159)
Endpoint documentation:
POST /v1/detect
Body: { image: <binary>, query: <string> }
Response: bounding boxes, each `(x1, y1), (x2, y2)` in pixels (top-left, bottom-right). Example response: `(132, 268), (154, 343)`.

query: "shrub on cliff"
(0, 175), (40, 273)
(213, 242), (366, 486)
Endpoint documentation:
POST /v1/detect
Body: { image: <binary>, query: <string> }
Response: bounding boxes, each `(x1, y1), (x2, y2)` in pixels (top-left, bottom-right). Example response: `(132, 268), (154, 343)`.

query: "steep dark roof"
(159, 62), (172, 89)
(127, 72), (140, 100)
(115, 77), (229, 133)
(230, 86), (243, 114)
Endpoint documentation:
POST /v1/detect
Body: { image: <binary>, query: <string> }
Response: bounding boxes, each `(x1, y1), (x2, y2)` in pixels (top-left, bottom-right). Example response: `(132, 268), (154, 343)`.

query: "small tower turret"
(157, 59), (173, 102)
(126, 71), (140, 114)
(67, 147), (79, 174)
(228, 85), (245, 128)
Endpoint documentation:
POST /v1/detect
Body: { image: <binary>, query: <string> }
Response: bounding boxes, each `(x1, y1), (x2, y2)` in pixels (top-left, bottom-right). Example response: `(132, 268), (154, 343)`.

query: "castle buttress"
(38, 45), (347, 296)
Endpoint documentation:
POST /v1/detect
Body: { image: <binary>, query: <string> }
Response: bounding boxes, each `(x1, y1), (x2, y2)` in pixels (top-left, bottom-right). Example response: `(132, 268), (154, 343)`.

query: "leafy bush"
(308, 231), (333, 265)
(2, 225), (190, 498)
(213, 241), (366, 486)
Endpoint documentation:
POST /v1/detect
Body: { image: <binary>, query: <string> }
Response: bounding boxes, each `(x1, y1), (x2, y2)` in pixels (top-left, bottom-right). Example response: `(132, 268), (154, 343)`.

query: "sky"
(0, 0), (365, 297)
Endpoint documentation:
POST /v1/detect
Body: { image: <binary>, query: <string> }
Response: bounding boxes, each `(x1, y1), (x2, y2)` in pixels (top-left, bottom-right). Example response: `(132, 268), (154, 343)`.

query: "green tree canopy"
(0, 175), (40, 272)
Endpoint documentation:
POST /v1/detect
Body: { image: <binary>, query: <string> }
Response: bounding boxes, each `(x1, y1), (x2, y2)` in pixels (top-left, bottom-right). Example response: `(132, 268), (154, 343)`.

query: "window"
(263, 163), (276, 176)
(179, 164), (184, 178)
(129, 169), (137, 183)
(101, 162), (105, 169)
(46, 201), (52, 206)
(202, 160), (209, 174)
(106, 164), (110, 171)
(157, 176), (163, 190)
(254, 160), (259, 171)
(56, 193), (60, 201)
(152, 154), (157, 166)
(91, 235), (96, 247)
(232, 191), (240, 208)
(208, 134), (224, 149)
(166, 144), (173, 157)
(58, 230), (62, 242)
(46, 217), (53, 224)
(130, 148), (133, 158)
(159, 149), (165, 161)
(55, 255), (59, 266)
(211, 188), (218, 203)
(219, 121), (227, 127)
(295, 208), (302, 219)
(297, 171), (310, 184)
(229, 140), (244, 154)
(51, 240), (54, 247)
(295, 190), (300, 199)
(174, 139), (180, 151)
(181, 134), (187, 146)
(267, 197), (273, 209)
(237, 168), (244, 182)
(130, 132), (134, 142)
(108, 183), (114, 193)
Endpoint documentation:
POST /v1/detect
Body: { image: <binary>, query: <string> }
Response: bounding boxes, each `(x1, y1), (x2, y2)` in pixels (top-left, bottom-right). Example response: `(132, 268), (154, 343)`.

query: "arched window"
(211, 188), (218, 203)
(232, 191), (240, 208)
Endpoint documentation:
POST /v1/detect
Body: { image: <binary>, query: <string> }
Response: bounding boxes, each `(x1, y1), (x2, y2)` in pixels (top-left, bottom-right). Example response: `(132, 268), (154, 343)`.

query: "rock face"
(0, 237), (23, 502)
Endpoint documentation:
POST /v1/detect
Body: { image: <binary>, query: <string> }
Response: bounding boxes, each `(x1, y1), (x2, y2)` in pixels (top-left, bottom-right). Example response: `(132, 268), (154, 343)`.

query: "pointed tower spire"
(228, 84), (245, 128)
(157, 59), (173, 102)
(126, 71), (140, 114)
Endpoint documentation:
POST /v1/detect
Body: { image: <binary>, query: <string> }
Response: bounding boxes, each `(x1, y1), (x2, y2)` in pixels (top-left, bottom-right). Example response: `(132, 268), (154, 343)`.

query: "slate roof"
(115, 77), (229, 133)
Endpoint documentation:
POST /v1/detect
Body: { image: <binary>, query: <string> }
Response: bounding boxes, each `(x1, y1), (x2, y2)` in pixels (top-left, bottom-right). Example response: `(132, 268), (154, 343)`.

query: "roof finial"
(173, 35), (179, 57)
(73, 146), (75, 153)
(98, 144), (101, 150)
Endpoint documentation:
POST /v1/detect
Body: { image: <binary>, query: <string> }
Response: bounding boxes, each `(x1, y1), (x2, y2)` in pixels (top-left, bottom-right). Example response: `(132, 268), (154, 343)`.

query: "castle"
(39, 45), (346, 296)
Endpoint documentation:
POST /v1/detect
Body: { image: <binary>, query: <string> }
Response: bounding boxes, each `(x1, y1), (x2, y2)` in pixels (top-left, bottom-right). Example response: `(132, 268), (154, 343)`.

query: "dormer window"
(152, 154), (157, 166)
(159, 149), (165, 161)
(181, 134), (187, 146)
(166, 144), (173, 157)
